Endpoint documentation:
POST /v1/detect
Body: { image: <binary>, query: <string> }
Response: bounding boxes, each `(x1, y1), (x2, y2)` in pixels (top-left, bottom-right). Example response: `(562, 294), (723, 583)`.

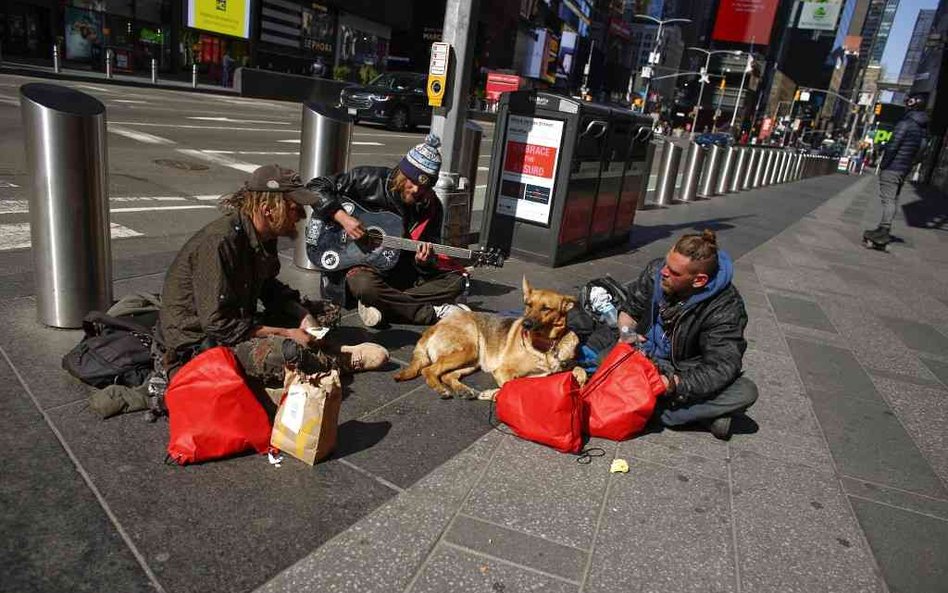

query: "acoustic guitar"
(304, 201), (504, 273)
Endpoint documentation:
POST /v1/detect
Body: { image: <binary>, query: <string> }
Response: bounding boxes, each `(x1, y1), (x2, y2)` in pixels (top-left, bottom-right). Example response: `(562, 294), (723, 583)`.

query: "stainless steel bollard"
(53, 44), (60, 73)
(730, 147), (748, 192)
(677, 143), (705, 203)
(105, 49), (113, 79)
(294, 102), (353, 269)
(653, 141), (684, 206)
(785, 153), (796, 183)
(716, 146), (737, 195)
(763, 150), (777, 186)
(753, 150), (768, 188)
(20, 84), (112, 328)
(697, 144), (723, 198)
(743, 149), (759, 189)
(151, 58), (157, 84)
(768, 151), (781, 185)
(774, 151), (787, 184)
(192, 64), (198, 88)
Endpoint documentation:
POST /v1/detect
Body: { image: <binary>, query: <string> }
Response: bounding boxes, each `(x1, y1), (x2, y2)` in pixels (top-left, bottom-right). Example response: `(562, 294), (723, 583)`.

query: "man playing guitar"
(305, 133), (469, 327)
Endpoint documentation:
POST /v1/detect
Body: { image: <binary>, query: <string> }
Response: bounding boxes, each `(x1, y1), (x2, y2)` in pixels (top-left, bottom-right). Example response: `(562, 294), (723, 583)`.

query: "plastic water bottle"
(599, 302), (618, 328)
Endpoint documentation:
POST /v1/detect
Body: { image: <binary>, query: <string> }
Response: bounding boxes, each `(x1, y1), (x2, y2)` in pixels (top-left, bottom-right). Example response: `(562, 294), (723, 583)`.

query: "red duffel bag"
(165, 346), (272, 465)
(581, 343), (665, 441)
(495, 371), (583, 454)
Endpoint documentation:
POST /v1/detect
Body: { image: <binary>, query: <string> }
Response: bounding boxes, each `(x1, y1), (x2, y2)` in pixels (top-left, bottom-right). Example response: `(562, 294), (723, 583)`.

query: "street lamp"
(634, 15), (691, 114)
(687, 47), (742, 135)
(730, 53), (754, 129)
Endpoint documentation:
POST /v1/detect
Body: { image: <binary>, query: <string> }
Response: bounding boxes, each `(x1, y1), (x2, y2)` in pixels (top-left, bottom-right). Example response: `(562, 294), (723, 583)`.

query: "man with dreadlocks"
(156, 165), (389, 386)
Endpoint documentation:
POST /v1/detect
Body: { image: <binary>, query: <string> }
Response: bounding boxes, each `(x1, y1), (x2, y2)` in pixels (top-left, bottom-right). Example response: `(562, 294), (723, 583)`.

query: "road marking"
(195, 195), (222, 200)
(203, 150), (299, 155)
(109, 124), (176, 145)
(0, 222), (141, 250)
(354, 132), (423, 139)
(0, 197), (207, 214)
(476, 185), (487, 189)
(111, 122), (293, 133)
(177, 148), (259, 173)
(110, 196), (187, 202)
(76, 84), (115, 93)
(111, 205), (216, 213)
(0, 93), (19, 107)
(277, 139), (301, 144)
(0, 182), (20, 188)
(479, 154), (491, 158)
(189, 116), (292, 125)
(112, 99), (148, 104)
(275, 138), (387, 146)
(477, 166), (489, 171)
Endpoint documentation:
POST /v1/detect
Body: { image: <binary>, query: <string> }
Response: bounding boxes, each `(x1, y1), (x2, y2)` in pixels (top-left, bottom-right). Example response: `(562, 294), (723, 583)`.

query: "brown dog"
(393, 277), (580, 399)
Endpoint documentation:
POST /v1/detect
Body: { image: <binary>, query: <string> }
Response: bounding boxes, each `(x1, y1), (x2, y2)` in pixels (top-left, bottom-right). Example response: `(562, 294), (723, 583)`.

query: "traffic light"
(719, 77), (726, 90)
(874, 103), (882, 115)
(794, 89), (801, 101)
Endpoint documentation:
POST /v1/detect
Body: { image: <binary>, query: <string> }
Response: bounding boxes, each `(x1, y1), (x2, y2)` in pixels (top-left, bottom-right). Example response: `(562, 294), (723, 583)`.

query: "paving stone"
(867, 366), (944, 388)
(45, 400), (396, 593)
(849, 497), (948, 593)
(583, 458), (735, 593)
(779, 323), (851, 348)
(0, 354), (154, 593)
(730, 450), (883, 593)
(767, 294), (837, 334)
(633, 425), (730, 461)
(870, 376), (948, 486)
(463, 436), (612, 550)
(842, 477), (948, 521)
(257, 432), (504, 593)
(744, 310), (790, 357)
(920, 357), (948, 388)
(445, 514), (587, 582)
(787, 338), (886, 402)
(880, 316), (948, 356)
(412, 544), (578, 593)
(621, 436), (729, 481)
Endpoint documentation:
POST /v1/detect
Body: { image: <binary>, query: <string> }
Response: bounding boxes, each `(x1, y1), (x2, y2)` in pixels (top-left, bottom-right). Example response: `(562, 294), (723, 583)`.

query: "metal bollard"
(20, 84), (112, 328)
(763, 150), (777, 186)
(786, 153), (797, 183)
(768, 151), (782, 185)
(753, 150), (768, 188)
(105, 49), (113, 79)
(774, 151), (787, 184)
(698, 144), (723, 198)
(743, 148), (759, 190)
(53, 44), (60, 73)
(653, 141), (683, 206)
(294, 102), (353, 269)
(151, 58), (157, 84)
(730, 147), (748, 193)
(716, 146), (737, 195)
(191, 64), (198, 88)
(677, 143), (705, 202)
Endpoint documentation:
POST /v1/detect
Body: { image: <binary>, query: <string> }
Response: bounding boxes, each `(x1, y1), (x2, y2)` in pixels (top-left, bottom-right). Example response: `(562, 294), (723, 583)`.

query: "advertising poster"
(798, 0), (842, 31)
(711, 0), (780, 45)
(496, 115), (564, 225)
(187, 0), (252, 39)
(64, 7), (103, 62)
(557, 30), (578, 80)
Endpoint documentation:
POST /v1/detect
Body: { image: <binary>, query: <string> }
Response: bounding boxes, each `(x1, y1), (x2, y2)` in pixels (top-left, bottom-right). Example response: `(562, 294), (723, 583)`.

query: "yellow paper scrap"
(610, 458), (630, 474)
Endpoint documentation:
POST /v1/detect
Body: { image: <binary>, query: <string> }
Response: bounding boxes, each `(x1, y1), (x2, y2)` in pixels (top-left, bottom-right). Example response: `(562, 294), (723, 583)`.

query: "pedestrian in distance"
(863, 94), (929, 250)
(155, 165), (389, 388)
(304, 133), (469, 328)
(568, 230), (757, 440)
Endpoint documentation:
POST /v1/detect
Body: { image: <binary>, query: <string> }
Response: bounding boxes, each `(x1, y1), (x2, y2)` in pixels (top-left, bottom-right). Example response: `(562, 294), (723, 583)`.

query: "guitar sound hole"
(357, 228), (385, 252)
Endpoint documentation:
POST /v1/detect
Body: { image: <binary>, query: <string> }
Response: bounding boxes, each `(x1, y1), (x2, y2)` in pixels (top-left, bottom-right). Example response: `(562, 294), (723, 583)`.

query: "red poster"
(503, 141), (557, 179)
(711, 0), (780, 45)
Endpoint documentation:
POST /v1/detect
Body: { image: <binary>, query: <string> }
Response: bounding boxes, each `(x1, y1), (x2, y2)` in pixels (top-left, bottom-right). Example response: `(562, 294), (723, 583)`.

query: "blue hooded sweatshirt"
(642, 250), (734, 361)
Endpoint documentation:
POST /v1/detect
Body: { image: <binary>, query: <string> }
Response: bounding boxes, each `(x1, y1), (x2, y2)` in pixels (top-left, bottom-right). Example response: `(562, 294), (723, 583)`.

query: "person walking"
(863, 94), (929, 247)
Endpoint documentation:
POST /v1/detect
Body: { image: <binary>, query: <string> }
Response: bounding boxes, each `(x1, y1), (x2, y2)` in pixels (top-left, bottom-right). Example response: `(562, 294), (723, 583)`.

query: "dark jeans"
(658, 376), (759, 426)
(347, 267), (465, 324)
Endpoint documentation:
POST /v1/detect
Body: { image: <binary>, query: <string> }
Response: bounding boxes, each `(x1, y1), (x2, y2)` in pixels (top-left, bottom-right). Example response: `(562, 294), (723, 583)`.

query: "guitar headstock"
(470, 247), (505, 268)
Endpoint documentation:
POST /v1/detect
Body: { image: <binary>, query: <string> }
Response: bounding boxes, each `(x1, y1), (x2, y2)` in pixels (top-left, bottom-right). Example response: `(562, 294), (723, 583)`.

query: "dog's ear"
(522, 276), (532, 302)
(561, 297), (576, 313)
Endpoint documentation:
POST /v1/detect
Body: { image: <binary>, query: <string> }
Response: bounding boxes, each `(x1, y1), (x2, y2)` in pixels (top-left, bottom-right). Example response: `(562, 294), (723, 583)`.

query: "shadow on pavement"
(333, 419), (393, 459)
(902, 184), (948, 231)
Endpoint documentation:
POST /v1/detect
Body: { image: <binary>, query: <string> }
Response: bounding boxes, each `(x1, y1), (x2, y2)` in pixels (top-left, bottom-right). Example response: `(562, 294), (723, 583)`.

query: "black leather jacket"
(619, 258), (748, 406)
(880, 110), (929, 175)
(305, 166), (444, 303)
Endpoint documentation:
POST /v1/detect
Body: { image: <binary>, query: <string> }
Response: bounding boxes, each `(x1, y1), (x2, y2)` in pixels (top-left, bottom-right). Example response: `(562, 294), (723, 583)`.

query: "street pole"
(730, 54), (751, 129)
(581, 40), (595, 99)
(429, 0), (481, 198)
(691, 53), (710, 134)
(634, 16), (690, 114)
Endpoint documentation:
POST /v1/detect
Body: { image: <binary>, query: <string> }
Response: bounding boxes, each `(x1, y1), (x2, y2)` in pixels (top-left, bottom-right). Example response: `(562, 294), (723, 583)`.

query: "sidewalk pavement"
(2, 173), (947, 593)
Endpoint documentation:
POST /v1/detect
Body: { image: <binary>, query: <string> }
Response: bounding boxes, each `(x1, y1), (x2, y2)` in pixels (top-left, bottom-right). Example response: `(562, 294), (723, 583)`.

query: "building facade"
(898, 9), (936, 85)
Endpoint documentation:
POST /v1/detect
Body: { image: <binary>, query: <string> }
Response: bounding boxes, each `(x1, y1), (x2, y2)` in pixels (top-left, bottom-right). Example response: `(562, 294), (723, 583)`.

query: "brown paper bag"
(270, 368), (341, 465)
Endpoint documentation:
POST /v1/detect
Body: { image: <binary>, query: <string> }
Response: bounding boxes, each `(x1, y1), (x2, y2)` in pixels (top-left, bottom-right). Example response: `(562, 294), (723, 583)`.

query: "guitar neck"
(380, 236), (473, 259)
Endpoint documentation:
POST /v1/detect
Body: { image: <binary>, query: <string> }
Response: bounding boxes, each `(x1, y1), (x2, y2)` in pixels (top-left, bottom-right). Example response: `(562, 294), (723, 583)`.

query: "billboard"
(187, 0), (252, 39)
(711, 0), (780, 45)
(64, 7), (103, 62)
(798, 0), (842, 31)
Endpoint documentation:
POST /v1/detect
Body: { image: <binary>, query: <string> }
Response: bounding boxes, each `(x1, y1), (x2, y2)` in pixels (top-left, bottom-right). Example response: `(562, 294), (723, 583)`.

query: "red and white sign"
(711, 0), (780, 45)
(486, 72), (522, 102)
(759, 116), (773, 139)
(496, 114), (564, 225)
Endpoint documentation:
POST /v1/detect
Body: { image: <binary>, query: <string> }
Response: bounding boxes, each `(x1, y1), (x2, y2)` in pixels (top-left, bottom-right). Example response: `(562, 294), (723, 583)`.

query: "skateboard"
(862, 230), (891, 252)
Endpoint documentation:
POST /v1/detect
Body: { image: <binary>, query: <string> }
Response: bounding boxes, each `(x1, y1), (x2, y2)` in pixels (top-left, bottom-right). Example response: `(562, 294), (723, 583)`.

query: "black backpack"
(62, 312), (155, 388)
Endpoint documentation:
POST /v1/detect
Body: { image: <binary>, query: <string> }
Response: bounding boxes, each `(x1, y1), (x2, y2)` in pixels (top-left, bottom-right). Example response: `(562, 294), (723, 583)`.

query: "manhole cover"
(153, 159), (209, 171)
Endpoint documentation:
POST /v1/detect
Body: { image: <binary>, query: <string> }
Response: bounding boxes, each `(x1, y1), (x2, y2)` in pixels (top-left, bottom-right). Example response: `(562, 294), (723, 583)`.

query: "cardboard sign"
(496, 115), (564, 225)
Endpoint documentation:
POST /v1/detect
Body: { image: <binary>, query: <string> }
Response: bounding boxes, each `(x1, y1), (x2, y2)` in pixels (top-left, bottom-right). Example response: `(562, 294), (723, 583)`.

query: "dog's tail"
(393, 338), (431, 382)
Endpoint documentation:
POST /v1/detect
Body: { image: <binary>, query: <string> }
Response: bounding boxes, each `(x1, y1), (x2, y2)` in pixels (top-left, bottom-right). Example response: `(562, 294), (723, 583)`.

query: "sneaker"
(703, 415), (732, 441)
(358, 301), (383, 328)
(339, 343), (390, 373)
(433, 302), (471, 320)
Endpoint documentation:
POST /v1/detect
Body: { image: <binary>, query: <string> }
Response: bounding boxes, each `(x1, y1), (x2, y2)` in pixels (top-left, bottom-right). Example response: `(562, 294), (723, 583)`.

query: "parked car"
(339, 72), (430, 131)
(693, 132), (734, 147)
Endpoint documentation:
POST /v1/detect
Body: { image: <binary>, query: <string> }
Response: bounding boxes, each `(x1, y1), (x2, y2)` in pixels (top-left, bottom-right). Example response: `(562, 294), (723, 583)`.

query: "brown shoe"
(339, 343), (389, 373)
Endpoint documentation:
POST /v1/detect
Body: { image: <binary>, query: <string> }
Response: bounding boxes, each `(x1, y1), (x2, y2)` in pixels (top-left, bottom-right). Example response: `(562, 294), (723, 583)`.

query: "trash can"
(611, 119), (653, 240)
(482, 91), (648, 266)
(20, 83), (112, 328)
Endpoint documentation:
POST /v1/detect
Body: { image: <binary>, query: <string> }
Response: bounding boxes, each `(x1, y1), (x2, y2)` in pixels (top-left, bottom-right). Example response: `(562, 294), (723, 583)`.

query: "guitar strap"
(410, 201), (467, 273)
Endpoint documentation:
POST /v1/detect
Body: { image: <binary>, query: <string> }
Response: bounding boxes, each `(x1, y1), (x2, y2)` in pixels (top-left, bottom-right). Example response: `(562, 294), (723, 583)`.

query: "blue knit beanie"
(398, 133), (442, 187)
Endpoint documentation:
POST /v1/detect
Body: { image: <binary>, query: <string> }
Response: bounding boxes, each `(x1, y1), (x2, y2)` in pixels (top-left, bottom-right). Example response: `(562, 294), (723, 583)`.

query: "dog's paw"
(572, 366), (588, 386)
(477, 388), (500, 401)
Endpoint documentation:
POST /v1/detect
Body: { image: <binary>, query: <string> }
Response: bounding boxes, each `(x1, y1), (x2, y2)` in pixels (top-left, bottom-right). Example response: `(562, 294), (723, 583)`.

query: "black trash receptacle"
(610, 110), (652, 244)
(481, 91), (617, 267)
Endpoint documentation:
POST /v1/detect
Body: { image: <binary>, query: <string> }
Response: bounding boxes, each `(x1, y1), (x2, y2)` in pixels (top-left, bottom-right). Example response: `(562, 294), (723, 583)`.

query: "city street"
(1, 71), (948, 593)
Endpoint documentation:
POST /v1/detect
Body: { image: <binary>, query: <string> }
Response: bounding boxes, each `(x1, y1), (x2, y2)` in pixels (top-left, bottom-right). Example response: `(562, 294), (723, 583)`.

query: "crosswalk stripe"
(0, 222), (141, 251)
(0, 197), (200, 214)
(176, 149), (259, 173)
(109, 125), (176, 145)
